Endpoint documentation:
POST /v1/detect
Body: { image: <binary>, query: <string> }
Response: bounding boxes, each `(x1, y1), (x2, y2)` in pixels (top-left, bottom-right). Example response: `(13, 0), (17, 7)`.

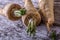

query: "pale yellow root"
(24, 0), (35, 11)
(22, 12), (41, 26)
(38, 0), (54, 31)
(47, 18), (54, 32)
(22, 0), (41, 26)
(46, 23), (50, 32)
(0, 3), (21, 21)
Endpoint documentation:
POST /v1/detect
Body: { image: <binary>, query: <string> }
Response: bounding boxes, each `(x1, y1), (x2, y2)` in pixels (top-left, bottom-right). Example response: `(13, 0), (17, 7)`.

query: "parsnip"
(22, 0), (41, 26)
(0, 3), (22, 21)
(22, 0), (41, 36)
(38, 0), (54, 32)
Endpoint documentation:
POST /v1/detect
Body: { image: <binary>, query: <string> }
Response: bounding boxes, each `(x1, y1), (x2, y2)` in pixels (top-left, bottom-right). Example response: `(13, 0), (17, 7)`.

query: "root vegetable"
(38, 0), (54, 32)
(22, 0), (41, 36)
(0, 3), (22, 21)
(22, 13), (41, 26)
(22, 0), (41, 26)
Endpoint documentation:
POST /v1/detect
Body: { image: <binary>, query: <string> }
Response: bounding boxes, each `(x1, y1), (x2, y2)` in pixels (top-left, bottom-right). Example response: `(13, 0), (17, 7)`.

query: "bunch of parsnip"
(0, 0), (54, 36)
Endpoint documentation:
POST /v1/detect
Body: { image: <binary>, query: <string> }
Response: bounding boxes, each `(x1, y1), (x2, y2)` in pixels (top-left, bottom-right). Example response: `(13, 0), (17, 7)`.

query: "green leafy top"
(14, 9), (26, 17)
(19, 9), (26, 15)
(27, 19), (36, 36)
(49, 30), (57, 40)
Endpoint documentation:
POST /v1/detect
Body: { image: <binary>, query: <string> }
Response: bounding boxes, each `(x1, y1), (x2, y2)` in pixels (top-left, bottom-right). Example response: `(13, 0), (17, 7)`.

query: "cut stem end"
(27, 19), (36, 36)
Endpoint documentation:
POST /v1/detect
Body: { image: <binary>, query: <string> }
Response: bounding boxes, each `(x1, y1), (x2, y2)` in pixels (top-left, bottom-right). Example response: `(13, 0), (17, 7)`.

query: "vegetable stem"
(27, 19), (36, 36)
(49, 30), (57, 40)
(14, 9), (26, 17)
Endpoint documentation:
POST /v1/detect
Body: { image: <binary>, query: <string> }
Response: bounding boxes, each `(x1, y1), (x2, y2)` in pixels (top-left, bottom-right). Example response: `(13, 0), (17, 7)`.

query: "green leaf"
(14, 9), (26, 17)
(26, 19), (36, 36)
(50, 30), (56, 40)
(19, 9), (26, 15)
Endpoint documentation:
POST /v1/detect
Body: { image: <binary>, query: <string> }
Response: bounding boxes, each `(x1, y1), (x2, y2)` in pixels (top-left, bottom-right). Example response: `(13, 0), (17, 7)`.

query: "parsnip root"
(0, 3), (22, 21)
(22, 0), (41, 36)
(38, 0), (54, 32)
(22, 12), (41, 26)
(22, 0), (41, 26)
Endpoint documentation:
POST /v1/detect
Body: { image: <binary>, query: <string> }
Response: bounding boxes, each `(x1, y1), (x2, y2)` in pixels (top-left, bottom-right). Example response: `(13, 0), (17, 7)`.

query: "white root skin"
(0, 3), (21, 21)
(38, 0), (54, 32)
(22, 0), (41, 26)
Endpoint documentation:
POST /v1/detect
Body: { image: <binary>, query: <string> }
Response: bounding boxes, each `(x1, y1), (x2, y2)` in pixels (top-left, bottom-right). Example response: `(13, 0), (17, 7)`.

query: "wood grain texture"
(55, 0), (60, 2)
(54, 2), (60, 26)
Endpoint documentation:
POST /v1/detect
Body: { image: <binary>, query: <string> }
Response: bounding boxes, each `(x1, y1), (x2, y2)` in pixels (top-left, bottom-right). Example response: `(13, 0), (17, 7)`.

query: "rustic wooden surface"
(0, 0), (60, 40)
(54, 2), (60, 26)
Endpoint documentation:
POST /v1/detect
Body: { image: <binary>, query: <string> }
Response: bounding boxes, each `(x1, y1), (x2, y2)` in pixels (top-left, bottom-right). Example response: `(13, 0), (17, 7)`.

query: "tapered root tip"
(46, 23), (51, 32)
(0, 8), (3, 15)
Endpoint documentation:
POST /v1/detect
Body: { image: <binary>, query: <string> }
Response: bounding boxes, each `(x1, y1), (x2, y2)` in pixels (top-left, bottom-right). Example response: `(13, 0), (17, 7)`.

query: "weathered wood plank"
(54, 0), (60, 24)
(54, 2), (60, 26)
(55, 0), (60, 2)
